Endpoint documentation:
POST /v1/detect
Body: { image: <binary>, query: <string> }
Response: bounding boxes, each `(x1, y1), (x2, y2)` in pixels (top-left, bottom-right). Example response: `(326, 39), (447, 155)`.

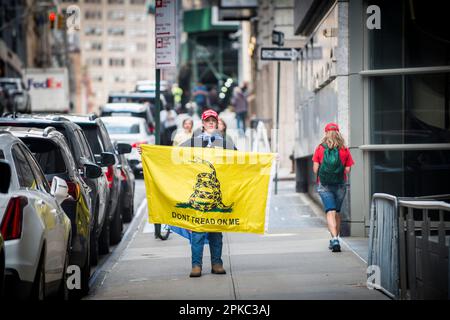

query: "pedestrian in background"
(192, 82), (209, 115)
(172, 118), (193, 146)
(231, 86), (248, 136)
(312, 123), (354, 253)
(208, 86), (219, 112)
(160, 105), (178, 146)
(180, 109), (236, 277)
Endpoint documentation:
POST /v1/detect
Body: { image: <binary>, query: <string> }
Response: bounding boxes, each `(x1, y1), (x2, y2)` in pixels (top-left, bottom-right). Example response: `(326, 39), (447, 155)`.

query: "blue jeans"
(316, 183), (347, 213)
(191, 232), (223, 267)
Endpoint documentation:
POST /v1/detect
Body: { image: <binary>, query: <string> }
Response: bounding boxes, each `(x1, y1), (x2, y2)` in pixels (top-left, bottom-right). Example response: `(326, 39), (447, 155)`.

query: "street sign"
(156, 0), (177, 69)
(156, 0), (177, 37)
(272, 30), (284, 46)
(260, 47), (299, 61)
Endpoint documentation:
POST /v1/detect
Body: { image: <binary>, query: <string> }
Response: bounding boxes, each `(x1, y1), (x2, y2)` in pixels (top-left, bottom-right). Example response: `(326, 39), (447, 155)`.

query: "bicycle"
(154, 223), (171, 240)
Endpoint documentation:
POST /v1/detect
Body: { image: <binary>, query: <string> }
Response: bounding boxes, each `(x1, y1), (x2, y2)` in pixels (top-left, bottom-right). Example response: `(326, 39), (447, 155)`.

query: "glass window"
(370, 74), (450, 144)
(369, 0), (450, 69)
(23, 138), (67, 175)
(82, 127), (105, 155)
(85, 10), (102, 20)
(108, 10), (125, 20)
(108, 27), (125, 36)
(76, 130), (95, 161)
(12, 145), (38, 190)
(109, 58), (125, 67)
(371, 150), (450, 197)
(104, 122), (140, 134)
(85, 26), (102, 36)
(20, 145), (51, 194)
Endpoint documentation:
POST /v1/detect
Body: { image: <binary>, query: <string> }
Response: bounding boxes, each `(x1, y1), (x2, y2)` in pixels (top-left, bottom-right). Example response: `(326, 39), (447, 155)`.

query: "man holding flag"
(141, 109), (275, 278)
(177, 109), (235, 277)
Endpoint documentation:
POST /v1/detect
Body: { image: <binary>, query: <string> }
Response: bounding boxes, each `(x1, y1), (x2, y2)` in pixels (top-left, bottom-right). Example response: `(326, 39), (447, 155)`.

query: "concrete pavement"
(86, 180), (387, 300)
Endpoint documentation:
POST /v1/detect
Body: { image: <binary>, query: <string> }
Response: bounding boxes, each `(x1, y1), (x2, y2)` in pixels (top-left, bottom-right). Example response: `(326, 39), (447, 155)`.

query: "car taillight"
(67, 181), (80, 200)
(120, 168), (127, 181)
(0, 196), (28, 241)
(149, 125), (154, 134)
(106, 165), (114, 188)
(131, 141), (147, 148)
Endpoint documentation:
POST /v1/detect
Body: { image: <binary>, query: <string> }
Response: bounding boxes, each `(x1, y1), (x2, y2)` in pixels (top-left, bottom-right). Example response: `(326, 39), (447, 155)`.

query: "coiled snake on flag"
(187, 158), (233, 212)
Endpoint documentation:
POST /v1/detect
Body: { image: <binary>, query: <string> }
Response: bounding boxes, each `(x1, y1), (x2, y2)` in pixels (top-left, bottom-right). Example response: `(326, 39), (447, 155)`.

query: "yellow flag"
(141, 145), (275, 234)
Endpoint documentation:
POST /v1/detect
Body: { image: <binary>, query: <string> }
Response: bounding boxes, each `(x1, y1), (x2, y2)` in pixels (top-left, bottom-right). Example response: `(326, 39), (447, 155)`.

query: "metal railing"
(369, 193), (450, 299)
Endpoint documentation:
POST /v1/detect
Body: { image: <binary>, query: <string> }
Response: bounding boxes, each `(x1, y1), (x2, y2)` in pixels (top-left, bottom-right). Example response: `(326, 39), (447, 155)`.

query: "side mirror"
(51, 176), (69, 205)
(0, 160), (11, 193)
(85, 163), (102, 179)
(101, 152), (116, 166)
(116, 143), (132, 154)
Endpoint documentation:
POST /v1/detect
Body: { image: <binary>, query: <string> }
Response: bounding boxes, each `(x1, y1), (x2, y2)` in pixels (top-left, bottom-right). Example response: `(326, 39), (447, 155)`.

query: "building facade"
(293, 0), (450, 236)
(249, 0), (304, 170)
(61, 0), (156, 112)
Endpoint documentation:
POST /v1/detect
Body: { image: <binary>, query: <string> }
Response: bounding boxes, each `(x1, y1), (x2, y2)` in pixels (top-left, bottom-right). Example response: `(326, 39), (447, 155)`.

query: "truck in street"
(24, 68), (70, 113)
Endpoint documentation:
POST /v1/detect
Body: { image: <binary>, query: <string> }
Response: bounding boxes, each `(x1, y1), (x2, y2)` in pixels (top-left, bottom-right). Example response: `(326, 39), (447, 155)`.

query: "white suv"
(0, 132), (71, 300)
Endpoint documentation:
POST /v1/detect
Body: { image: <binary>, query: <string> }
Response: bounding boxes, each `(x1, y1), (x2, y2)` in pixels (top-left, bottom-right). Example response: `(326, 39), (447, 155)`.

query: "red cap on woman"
(325, 123), (339, 132)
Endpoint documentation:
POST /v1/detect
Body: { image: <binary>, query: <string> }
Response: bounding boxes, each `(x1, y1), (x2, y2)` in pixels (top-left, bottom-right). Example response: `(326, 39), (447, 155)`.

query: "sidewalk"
(86, 180), (387, 300)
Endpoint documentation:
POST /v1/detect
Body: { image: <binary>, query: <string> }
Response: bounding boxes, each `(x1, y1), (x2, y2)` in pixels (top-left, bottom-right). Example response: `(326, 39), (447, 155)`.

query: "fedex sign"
(28, 77), (64, 89)
(24, 68), (70, 113)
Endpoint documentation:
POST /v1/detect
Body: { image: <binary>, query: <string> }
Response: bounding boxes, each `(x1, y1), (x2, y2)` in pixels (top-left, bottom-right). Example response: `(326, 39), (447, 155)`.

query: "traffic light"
(49, 11), (56, 29)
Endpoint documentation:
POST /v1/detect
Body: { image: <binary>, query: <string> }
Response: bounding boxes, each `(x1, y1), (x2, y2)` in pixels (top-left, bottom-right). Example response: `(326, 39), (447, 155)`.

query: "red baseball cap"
(201, 109), (218, 121)
(325, 123), (339, 132)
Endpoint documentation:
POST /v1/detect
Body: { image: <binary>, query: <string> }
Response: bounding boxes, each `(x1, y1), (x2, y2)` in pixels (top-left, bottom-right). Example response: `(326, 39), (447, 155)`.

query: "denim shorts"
(316, 183), (347, 213)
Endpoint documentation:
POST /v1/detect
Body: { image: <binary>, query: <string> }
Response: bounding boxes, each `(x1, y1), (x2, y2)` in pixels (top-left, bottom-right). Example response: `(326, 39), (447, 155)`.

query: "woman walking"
(312, 123), (354, 252)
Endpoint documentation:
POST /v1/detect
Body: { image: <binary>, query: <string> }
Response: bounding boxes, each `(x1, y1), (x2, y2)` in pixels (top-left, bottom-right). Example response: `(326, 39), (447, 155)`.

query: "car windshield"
(0, 81), (18, 90)
(104, 122), (140, 134)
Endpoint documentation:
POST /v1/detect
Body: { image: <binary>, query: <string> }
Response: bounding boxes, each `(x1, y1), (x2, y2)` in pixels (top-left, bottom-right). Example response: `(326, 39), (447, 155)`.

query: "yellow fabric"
(141, 145), (275, 234)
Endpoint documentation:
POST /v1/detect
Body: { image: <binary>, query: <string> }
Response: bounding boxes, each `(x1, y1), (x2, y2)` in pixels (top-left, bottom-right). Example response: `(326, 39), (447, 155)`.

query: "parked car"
(0, 160), (7, 298)
(114, 141), (135, 223)
(101, 116), (154, 177)
(0, 78), (31, 113)
(64, 114), (129, 245)
(107, 91), (166, 119)
(2, 126), (92, 297)
(100, 102), (155, 134)
(0, 132), (71, 299)
(0, 86), (7, 115)
(0, 231), (4, 298)
(0, 115), (108, 266)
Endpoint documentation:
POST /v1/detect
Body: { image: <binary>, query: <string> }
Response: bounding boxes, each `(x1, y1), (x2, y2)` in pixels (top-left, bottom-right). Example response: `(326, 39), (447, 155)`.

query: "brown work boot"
(189, 265), (202, 277)
(211, 264), (226, 274)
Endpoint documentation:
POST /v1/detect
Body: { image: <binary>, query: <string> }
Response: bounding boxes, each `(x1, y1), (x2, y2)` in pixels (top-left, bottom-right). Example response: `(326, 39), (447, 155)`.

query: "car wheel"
(122, 197), (134, 223)
(32, 251), (46, 300)
(110, 203), (123, 245)
(99, 214), (110, 255)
